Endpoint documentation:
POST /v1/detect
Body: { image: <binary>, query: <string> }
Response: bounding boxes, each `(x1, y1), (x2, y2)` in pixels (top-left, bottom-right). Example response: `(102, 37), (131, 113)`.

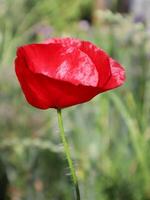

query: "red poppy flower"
(15, 38), (125, 109)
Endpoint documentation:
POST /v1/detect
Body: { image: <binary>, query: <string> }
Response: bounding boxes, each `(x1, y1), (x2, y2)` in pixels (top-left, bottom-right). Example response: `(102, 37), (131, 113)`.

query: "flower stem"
(57, 109), (80, 200)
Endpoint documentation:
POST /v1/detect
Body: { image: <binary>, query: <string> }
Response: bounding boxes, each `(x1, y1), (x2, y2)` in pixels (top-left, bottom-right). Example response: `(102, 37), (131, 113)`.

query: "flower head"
(15, 37), (125, 109)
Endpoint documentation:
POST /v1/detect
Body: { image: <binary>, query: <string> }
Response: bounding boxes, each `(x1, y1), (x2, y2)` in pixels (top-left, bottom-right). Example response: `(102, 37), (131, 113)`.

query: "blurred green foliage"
(0, 0), (150, 200)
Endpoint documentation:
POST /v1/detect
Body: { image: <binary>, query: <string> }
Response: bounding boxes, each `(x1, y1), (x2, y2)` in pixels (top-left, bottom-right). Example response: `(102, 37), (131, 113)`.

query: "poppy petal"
(18, 43), (98, 87)
(45, 37), (81, 48)
(79, 41), (111, 88)
(15, 55), (100, 109)
(102, 58), (125, 91)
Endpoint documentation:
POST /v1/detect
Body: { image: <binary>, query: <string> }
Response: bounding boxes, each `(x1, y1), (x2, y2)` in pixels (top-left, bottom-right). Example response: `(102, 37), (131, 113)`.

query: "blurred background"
(0, 0), (150, 199)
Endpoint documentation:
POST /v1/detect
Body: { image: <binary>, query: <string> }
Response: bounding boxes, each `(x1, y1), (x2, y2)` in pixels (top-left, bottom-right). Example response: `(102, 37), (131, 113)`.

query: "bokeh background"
(0, 0), (150, 199)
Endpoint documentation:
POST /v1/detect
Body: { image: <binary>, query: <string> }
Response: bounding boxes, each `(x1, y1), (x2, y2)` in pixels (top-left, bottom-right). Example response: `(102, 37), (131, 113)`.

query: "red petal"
(44, 38), (125, 90)
(44, 37), (81, 48)
(102, 58), (125, 91)
(18, 43), (98, 87)
(15, 55), (100, 109)
(79, 41), (111, 88)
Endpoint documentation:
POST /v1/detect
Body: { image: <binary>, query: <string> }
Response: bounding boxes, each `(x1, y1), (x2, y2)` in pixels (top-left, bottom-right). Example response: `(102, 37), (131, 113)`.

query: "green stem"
(57, 109), (80, 200)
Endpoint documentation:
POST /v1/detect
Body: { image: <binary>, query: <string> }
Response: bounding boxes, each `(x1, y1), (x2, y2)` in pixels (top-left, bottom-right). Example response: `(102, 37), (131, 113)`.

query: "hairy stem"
(57, 109), (80, 200)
